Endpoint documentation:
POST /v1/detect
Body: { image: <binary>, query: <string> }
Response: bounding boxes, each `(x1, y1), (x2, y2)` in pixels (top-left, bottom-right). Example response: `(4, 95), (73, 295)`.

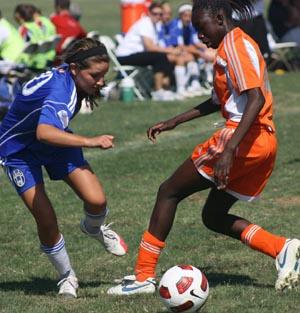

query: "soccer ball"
(158, 265), (209, 312)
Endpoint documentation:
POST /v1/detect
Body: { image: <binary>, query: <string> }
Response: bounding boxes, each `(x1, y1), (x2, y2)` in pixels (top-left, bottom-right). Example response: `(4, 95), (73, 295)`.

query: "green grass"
(0, 73), (299, 313)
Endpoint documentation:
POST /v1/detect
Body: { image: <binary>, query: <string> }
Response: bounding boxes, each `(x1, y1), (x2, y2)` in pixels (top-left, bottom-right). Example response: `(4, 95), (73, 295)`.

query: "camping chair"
(99, 35), (149, 100)
(266, 22), (299, 72)
(267, 33), (298, 71)
(38, 35), (62, 53)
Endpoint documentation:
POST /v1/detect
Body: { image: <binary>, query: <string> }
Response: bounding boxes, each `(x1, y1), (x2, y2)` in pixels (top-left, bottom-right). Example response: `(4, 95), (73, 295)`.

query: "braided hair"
(62, 37), (109, 111)
(192, 0), (255, 21)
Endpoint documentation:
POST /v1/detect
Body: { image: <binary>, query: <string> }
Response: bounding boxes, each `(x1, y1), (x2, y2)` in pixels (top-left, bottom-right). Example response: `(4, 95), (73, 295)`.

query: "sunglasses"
(151, 11), (163, 16)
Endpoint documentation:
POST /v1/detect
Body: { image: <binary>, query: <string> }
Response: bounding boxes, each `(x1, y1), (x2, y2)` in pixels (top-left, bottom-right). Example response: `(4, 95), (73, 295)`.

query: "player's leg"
(202, 188), (300, 291)
(64, 164), (127, 256)
(4, 154), (78, 298)
(107, 158), (213, 295)
(21, 184), (78, 298)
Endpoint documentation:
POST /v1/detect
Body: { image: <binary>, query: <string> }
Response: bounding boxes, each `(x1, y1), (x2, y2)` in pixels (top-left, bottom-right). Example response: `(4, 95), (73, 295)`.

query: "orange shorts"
(191, 122), (277, 201)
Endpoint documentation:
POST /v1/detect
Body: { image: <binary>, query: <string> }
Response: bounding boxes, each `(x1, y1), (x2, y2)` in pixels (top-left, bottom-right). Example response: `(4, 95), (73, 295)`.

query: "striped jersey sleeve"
(223, 28), (262, 93)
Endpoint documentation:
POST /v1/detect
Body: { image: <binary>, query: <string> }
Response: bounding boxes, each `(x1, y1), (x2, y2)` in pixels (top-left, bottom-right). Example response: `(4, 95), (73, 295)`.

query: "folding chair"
(38, 35), (61, 53)
(99, 35), (147, 100)
(266, 29), (298, 71)
(23, 42), (39, 54)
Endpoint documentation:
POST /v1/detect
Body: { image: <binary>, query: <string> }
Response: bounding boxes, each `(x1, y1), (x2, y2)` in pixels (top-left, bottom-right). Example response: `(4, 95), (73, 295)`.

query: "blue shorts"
(1, 147), (88, 195)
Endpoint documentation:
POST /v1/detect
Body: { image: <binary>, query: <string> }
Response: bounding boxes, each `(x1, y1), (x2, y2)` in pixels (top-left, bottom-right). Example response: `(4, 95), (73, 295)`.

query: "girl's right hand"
(147, 119), (177, 143)
(88, 135), (114, 149)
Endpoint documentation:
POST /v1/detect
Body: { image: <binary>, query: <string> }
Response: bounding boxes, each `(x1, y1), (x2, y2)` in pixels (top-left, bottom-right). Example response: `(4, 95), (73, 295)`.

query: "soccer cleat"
(275, 238), (300, 291)
(107, 275), (156, 295)
(80, 221), (128, 256)
(57, 275), (78, 298)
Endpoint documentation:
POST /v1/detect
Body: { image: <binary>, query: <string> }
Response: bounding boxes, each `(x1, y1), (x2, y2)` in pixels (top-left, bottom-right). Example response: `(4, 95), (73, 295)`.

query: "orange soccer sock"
(135, 230), (166, 282)
(241, 224), (286, 259)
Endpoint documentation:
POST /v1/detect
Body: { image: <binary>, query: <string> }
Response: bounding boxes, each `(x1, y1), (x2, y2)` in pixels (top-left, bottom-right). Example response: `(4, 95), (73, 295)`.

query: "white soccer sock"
(82, 207), (109, 235)
(174, 65), (187, 93)
(41, 234), (75, 278)
(205, 62), (213, 84)
(187, 61), (201, 89)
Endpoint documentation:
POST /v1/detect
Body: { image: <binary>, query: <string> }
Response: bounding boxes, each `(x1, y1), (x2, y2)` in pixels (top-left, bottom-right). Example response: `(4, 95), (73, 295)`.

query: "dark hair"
(14, 4), (35, 22)
(62, 37), (109, 110)
(192, 0), (254, 21)
(55, 0), (70, 10)
(62, 37), (109, 68)
(149, 1), (163, 12)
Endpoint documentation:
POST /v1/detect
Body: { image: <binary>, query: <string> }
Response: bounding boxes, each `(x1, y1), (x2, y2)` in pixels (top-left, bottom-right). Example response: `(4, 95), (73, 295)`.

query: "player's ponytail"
(192, 0), (255, 21)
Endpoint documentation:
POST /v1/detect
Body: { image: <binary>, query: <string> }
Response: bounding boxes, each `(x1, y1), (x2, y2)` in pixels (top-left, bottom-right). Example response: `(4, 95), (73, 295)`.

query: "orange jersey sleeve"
(213, 27), (274, 129)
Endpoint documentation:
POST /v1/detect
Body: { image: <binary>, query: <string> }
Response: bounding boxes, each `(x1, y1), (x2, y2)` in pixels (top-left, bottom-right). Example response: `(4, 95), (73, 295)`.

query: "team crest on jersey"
(57, 110), (69, 129)
(12, 169), (25, 187)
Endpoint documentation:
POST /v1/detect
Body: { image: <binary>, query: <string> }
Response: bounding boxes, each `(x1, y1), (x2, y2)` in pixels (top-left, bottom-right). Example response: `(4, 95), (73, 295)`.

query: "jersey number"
(22, 71), (53, 96)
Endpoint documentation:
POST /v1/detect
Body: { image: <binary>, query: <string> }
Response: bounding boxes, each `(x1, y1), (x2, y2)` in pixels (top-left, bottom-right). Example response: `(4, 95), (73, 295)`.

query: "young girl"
(0, 37), (127, 298)
(108, 0), (300, 295)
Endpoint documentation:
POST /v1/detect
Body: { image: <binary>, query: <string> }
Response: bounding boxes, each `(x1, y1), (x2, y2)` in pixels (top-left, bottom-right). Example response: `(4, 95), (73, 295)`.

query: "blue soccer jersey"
(0, 64), (78, 160)
(168, 18), (199, 47)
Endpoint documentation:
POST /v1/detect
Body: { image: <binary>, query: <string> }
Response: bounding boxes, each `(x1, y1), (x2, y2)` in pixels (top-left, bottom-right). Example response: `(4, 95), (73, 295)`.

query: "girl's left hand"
(214, 148), (234, 190)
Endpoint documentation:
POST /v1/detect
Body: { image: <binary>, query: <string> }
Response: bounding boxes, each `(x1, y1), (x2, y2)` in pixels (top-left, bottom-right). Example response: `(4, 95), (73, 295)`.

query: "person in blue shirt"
(158, 3), (214, 97)
(0, 37), (128, 298)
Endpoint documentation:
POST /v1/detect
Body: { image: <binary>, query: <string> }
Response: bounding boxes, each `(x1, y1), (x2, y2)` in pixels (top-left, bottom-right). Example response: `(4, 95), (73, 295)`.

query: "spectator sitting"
(115, 1), (190, 101)
(50, 0), (86, 55)
(166, 4), (215, 95)
(268, 0), (300, 46)
(14, 4), (48, 70)
(156, 1), (198, 99)
(32, 6), (57, 66)
(0, 9), (25, 72)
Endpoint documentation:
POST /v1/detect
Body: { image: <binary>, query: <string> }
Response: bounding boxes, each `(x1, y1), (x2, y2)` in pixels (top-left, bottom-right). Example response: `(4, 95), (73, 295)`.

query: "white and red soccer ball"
(158, 265), (209, 312)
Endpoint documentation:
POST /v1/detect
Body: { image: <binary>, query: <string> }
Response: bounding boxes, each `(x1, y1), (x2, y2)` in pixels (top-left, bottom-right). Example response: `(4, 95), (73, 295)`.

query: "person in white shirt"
(116, 1), (190, 101)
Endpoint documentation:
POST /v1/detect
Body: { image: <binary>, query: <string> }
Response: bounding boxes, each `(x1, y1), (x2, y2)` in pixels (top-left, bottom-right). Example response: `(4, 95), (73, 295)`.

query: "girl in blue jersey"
(0, 37), (128, 298)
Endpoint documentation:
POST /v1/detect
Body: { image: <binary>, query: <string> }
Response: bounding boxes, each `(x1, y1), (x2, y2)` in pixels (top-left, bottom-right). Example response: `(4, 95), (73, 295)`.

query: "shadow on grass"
(199, 267), (273, 288)
(0, 270), (273, 296)
(0, 277), (111, 295)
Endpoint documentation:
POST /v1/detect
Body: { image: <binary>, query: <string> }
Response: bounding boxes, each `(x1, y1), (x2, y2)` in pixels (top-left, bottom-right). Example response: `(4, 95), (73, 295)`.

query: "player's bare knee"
(201, 210), (218, 232)
(84, 197), (107, 214)
(158, 180), (182, 202)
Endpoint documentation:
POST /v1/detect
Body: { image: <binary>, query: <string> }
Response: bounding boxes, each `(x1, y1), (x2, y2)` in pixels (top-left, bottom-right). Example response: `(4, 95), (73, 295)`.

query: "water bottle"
(120, 77), (135, 102)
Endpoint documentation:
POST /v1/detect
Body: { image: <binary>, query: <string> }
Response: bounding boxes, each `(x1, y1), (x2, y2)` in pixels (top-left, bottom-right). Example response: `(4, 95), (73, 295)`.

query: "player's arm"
(214, 87), (265, 189)
(36, 124), (114, 149)
(147, 97), (220, 142)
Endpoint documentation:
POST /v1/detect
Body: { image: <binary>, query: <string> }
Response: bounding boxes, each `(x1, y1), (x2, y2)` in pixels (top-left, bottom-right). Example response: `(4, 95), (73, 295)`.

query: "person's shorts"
(191, 122), (277, 201)
(0, 147), (88, 195)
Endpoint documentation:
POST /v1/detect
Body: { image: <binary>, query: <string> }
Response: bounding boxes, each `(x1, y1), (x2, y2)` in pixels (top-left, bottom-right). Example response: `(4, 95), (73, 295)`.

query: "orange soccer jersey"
(192, 27), (277, 201)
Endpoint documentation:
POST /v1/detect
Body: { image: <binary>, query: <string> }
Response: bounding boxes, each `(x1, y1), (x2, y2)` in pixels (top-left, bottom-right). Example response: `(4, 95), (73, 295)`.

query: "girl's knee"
(84, 195), (107, 213)
(201, 209), (220, 232)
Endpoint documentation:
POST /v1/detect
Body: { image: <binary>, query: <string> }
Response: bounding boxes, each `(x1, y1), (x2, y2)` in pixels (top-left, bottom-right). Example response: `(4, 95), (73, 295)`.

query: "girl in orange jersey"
(108, 0), (300, 295)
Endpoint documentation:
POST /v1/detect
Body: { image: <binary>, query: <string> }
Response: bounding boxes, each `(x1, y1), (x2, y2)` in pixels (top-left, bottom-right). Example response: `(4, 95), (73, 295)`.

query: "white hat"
(178, 4), (192, 14)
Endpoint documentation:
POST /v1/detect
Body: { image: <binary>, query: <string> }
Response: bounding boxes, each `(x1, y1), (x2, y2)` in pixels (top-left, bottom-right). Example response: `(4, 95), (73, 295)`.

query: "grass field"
(0, 1), (299, 313)
(0, 72), (299, 313)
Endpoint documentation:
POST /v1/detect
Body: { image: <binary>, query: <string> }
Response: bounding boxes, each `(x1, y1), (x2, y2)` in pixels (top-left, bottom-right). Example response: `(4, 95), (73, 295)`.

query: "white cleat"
(275, 238), (300, 291)
(58, 275), (78, 298)
(80, 221), (128, 256)
(107, 275), (156, 295)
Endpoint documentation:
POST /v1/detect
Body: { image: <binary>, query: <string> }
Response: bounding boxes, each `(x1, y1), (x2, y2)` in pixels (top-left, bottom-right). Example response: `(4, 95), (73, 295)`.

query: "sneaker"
(80, 221), (128, 256)
(107, 275), (156, 295)
(58, 275), (78, 298)
(151, 89), (175, 101)
(275, 238), (300, 291)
